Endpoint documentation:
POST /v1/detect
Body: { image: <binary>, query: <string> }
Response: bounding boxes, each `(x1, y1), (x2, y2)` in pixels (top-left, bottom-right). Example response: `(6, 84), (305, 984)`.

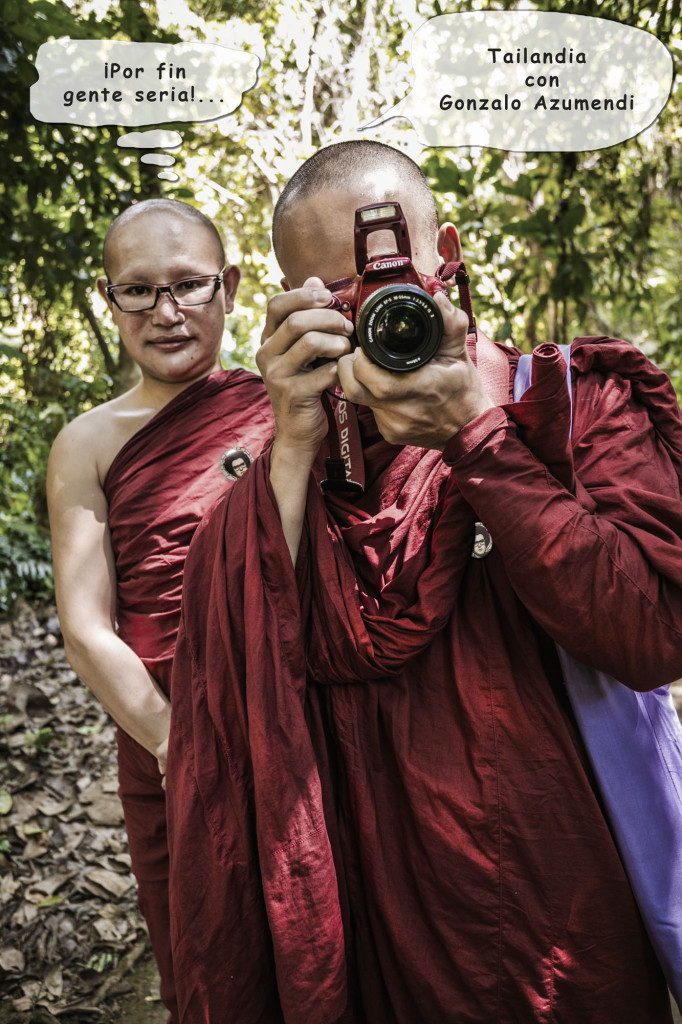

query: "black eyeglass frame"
(105, 269), (226, 312)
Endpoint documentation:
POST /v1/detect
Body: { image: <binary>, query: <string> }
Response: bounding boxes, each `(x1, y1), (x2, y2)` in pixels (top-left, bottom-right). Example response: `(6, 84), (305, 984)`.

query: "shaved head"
(271, 142), (447, 290)
(272, 141), (438, 268)
(103, 198), (225, 279)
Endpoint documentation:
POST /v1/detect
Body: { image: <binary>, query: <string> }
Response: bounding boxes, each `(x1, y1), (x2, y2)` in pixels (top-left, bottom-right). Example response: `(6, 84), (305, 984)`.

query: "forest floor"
(0, 602), (166, 1023)
(1, 601), (681, 1023)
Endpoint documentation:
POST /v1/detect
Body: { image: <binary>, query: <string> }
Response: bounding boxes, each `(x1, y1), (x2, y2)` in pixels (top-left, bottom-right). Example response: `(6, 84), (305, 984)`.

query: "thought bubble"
(30, 39), (260, 127)
(361, 12), (673, 151)
(117, 129), (183, 183)
(117, 129), (183, 149)
(30, 40), (259, 184)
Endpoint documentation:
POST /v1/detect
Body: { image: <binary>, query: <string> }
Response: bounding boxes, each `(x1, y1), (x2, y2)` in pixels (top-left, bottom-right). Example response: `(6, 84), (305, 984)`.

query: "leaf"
(43, 962), (63, 998)
(26, 872), (73, 899)
(83, 868), (133, 899)
(484, 234), (501, 263)
(0, 874), (21, 902)
(12, 997), (34, 1012)
(0, 342), (28, 360)
(93, 917), (121, 942)
(0, 790), (12, 815)
(36, 895), (66, 909)
(87, 951), (116, 974)
(556, 203), (587, 237)
(37, 797), (71, 816)
(0, 946), (24, 972)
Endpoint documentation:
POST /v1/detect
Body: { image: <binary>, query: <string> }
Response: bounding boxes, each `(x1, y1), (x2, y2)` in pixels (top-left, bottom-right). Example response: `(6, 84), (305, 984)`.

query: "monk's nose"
(152, 291), (185, 324)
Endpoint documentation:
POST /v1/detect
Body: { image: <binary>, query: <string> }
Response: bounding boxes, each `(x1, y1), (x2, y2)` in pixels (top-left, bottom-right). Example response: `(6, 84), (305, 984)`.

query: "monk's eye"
(122, 284), (154, 297)
(174, 278), (207, 296)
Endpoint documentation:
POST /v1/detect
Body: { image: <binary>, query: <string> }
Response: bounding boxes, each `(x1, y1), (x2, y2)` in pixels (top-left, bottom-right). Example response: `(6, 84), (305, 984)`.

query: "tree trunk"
(113, 340), (140, 396)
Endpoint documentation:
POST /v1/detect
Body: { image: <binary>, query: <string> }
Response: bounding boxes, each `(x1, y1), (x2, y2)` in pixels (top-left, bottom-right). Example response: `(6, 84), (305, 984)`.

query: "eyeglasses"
(106, 270), (226, 312)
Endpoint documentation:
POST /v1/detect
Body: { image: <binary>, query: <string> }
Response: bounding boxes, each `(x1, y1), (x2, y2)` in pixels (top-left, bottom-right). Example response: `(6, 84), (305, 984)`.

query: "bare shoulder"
(48, 389), (153, 489)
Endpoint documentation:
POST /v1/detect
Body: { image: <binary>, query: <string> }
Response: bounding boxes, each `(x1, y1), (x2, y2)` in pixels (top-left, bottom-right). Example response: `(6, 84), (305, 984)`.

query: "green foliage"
(87, 950), (116, 973)
(1, 329), (110, 613)
(24, 725), (55, 751)
(0, 0), (180, 612)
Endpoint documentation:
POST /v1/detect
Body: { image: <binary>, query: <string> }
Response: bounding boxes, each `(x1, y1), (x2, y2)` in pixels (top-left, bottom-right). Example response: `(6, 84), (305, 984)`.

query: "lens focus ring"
(357, 284), (443, 372)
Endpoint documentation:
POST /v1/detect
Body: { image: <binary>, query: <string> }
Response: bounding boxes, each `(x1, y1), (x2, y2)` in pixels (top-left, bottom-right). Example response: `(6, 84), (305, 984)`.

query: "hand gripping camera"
(327, 202), (451, 372)
(319, 201), (476, 494)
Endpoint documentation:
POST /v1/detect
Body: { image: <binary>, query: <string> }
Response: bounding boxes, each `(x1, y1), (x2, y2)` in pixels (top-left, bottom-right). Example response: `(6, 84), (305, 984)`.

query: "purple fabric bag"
(515, 345), (682, 1005)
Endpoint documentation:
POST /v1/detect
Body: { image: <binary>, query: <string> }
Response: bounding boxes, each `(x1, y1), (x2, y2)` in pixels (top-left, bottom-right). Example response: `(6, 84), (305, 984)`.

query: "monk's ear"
(280, 277), (291, 292)
(437, 223), (462, 263)
(96, 277), (114, 312)
(221, 265), (241, 313)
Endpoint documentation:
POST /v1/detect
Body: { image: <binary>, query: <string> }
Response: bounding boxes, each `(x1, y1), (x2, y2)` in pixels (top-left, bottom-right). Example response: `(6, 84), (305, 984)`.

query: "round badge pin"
(472, 522), (493, 559)
(220, 447), (254, 481)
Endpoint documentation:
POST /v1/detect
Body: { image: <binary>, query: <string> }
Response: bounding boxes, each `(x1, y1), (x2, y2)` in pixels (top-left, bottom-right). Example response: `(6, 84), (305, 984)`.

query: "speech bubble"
(361, 11), (673, 151)
(30, 39), (260, 128)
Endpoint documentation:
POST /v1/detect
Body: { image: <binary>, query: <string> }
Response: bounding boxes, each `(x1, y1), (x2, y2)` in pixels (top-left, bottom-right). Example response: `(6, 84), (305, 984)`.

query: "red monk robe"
(166, 339), (682, 1024)
(104, 368), (273, 1019)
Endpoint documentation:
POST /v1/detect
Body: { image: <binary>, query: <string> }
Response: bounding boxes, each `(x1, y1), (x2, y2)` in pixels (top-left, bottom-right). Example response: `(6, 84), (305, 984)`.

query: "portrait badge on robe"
(220, 447), (254, 481)
(472, 521), (493, 559)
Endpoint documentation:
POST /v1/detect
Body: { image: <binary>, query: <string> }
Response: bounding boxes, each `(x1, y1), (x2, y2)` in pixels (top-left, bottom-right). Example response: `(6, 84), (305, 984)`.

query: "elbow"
(585, 646), (682, 694)
(61, 622), (111, 678)
(62, 630), (91, 677)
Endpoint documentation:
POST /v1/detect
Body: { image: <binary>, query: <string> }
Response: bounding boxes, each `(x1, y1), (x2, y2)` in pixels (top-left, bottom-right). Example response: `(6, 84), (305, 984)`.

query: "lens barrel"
(356, 284), (443, 372)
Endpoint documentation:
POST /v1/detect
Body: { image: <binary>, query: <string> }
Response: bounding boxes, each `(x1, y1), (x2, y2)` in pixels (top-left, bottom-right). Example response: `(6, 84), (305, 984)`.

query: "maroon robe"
(104, 368), (274, 1021)
(166, 340), (682, 1023)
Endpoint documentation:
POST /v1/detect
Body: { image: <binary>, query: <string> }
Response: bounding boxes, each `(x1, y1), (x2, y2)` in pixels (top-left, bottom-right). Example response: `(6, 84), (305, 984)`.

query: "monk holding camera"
(166, 142), (682, 1024)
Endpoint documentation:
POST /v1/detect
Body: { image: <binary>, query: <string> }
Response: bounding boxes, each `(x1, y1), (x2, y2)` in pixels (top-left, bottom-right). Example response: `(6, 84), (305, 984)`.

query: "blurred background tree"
(1, 0), (680, 611)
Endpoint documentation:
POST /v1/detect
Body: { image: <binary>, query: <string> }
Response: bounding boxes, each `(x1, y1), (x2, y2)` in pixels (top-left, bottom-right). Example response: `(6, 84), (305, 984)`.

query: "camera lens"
(357, 285), (443, 372)
(374, 303), (429, 355)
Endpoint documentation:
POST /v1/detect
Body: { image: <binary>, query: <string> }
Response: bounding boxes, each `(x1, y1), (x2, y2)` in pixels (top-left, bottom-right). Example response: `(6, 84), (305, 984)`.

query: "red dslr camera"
(327, 202), (449, 372)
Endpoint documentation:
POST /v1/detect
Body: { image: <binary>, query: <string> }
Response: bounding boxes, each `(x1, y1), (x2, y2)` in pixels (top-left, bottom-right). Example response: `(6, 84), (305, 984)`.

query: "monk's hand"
(257, 276), (353, 462)
(155, 735), (168, 790)
(337, 291), (493, 450)
(155, 736), (168, 775)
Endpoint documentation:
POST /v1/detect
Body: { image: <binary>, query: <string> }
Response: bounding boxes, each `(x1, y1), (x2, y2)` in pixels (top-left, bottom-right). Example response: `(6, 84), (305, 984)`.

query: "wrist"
(269, 438), (315, 566)
(442, 405), (510, 463)
(272, 434), (320, 471)
(433, 390), (495, 451)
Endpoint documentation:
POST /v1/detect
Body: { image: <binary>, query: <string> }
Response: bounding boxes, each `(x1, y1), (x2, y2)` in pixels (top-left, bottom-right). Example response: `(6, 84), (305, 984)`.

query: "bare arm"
(256, 278), (353, 563)
(47, 419), (170, 775)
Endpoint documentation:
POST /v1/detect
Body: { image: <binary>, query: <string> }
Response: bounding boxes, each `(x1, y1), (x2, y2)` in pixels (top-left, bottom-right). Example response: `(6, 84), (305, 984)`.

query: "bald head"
(272, 141), (438, 270)
(272, 142), (446, 290)
(103, 198), (224, 279)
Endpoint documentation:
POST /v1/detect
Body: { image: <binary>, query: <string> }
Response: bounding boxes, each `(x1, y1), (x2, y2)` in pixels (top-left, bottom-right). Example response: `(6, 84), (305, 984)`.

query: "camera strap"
(320, 389), (365, 495)
(436, 260), (477, 335)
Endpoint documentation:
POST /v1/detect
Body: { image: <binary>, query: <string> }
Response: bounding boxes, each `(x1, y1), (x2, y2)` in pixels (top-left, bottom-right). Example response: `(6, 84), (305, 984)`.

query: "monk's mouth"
(148, 336), (193, 349)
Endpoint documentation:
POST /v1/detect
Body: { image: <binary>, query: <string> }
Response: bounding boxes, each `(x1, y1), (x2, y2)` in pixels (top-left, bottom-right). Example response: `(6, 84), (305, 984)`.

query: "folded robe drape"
(105, 367), (275, 695)
(103, 368), (274, 1019)
(167, 338), (682, 1024)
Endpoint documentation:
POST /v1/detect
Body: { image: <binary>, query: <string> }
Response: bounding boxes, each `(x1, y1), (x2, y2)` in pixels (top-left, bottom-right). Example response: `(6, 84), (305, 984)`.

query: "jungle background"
(1, 0), (681, 1019)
